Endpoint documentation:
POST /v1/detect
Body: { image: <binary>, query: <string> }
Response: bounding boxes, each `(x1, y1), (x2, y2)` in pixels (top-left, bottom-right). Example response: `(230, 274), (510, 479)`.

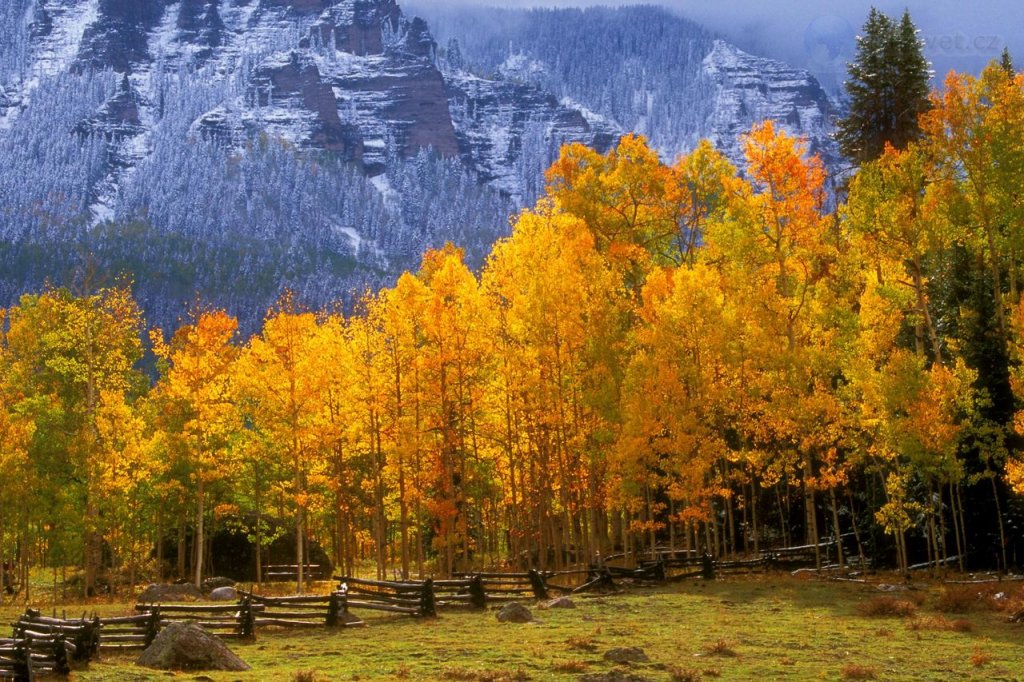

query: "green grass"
(3, 575), (1023, 681)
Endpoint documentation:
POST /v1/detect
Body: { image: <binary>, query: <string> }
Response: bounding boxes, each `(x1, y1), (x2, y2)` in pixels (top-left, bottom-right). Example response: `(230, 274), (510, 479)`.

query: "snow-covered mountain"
(419, 4), (842, 169)
(0, 0), (841, 330)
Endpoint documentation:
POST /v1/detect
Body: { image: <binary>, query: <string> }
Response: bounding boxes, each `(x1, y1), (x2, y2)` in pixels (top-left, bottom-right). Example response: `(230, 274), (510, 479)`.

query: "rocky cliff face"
(702, 40), (841, 169)
(7, 0), (613, 199)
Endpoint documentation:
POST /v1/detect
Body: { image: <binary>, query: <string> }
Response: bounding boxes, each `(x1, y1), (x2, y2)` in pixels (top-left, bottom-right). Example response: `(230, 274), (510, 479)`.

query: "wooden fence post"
(16, 638), (33, 682)
(327, 592), (347, 627)
(701, 554), (716, 580)
(87, 616), (101, 660)
(51, 634), (70, 676)
(528, 570), (549, 600)
(468, 575), (486, 610)
(144, 608), (161, 647)
(237, 597), (255, 640)
(419, 578), (437, 618)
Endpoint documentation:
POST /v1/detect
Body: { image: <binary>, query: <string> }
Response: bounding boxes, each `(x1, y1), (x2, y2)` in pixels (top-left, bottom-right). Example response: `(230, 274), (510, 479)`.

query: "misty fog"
(413, 0), (1021, 91)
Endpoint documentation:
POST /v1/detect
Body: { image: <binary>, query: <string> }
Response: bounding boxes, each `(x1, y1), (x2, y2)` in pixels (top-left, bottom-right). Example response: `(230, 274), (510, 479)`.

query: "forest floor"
(2, 574), (1023, 681)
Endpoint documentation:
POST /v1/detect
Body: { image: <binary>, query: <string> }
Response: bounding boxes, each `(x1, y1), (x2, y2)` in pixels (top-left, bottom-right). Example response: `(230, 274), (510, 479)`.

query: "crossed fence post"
(419, 578), (437, 618)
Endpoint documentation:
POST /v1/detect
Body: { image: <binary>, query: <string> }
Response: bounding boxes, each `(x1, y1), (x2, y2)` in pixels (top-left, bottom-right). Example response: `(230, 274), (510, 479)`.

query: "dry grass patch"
(906, 614), (973, 632)
(566, 635), (598, 652)
(668, 666), (702, 682)
(702, 638), (738, 657)
(551, 660), (588, 673)
(841, 663), (878, 680)
(441, 668), (532, 682)
(292, 672), (327, 682)
(856, 596), (918, 617)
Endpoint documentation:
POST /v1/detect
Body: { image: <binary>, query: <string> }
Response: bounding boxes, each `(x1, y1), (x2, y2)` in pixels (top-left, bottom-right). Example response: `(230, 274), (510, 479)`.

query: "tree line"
(3, 54), (1024, 597)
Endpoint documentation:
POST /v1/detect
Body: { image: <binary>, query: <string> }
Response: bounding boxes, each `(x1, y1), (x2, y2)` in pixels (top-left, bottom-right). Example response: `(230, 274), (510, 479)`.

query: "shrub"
(702, 639), (737, 657)
(935, 586), (986, 613)
(970, 647), (992, 668)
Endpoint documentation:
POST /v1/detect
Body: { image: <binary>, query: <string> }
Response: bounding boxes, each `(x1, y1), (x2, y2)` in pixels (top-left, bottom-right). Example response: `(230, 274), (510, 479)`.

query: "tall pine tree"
(837, 8), (931, 164)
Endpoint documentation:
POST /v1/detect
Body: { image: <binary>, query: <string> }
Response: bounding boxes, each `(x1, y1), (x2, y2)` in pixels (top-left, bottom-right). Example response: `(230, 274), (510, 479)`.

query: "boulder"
(208, 586), (238, 601)
(137, 622), (250, 671)
(544, 596), (577, 609)
(137, 583), (202, 603)
(603, 647), (650, 665)
(496, 602), (534, 623)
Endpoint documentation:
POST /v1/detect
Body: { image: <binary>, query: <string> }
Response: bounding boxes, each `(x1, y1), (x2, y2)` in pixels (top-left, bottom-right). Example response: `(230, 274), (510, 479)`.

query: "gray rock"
(603, 647), (650, 664)
(137, 622), (250, 671)
(496, 602), (534, 623)
(208, 586), (238, 602)
(544, 596), (577, 609)
(137, 583), (202, 603)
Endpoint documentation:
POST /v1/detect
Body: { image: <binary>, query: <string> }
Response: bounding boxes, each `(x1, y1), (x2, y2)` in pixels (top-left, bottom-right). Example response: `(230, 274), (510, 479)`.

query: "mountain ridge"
(0, 0), (842, 331)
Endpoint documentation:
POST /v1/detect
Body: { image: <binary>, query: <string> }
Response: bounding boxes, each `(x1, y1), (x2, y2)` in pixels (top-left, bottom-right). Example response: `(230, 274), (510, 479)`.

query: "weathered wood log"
(248, 610), (327, 620)
(135, 603), (258, 614)
(342, 600), (418, 615)
(253, 618), (322, 628)
(96, 630), (148, 638)
(337, 577), (423, 590)
(243, 593), (332, 605)
(97, 614), (152, 626)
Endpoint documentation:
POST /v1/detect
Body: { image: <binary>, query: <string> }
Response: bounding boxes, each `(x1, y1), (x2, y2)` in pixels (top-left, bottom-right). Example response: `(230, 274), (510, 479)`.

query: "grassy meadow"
(2, 575), (1022, 681)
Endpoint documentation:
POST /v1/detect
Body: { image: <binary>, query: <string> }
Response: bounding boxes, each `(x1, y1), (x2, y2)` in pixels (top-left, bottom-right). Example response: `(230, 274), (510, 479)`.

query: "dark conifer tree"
(1000, 47), (1015, 76)
(837, 8), (931, 164)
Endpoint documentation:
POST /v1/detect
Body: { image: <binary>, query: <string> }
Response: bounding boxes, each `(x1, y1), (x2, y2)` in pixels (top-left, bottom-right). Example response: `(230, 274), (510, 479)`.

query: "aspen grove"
(3, 63), (1024, 598)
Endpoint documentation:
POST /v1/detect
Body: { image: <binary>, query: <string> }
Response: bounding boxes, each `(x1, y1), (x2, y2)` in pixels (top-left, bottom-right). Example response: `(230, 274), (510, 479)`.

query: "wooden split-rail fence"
(0, 539), (849, 679)
(0, 636), (73, 681)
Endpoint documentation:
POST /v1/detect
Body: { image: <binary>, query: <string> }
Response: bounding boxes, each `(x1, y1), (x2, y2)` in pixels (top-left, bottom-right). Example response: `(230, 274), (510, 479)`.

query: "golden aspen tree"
(0, 317), (35, 599)
(483, 205), (625, 566)
(706, 121), (837, 562)
(345, 298), (393, 578)
(234, 298), (333, 592)
(151, 309), (240, 587)
(618, 264), (738, 556)
(94, 389), (163, 594)
(844, 143), (947, 362)
(377, 274), (432, 578)
(417, 245), (494, 574)
(5, 286), (144, 597)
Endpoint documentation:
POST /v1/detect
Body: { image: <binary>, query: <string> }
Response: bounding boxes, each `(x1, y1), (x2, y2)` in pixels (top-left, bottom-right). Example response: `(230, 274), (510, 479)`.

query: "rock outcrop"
(137, 622), (250, 671)
(702, 40), (841, 168)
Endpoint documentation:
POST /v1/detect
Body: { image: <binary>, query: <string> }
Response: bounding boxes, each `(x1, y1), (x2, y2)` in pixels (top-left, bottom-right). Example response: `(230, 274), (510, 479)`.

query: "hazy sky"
(430, 1), (1021, 89)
